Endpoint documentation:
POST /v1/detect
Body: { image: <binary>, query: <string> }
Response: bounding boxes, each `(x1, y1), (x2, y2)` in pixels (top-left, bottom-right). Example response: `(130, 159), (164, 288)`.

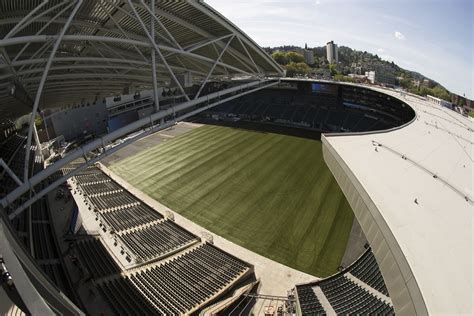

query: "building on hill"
(326, 41), (339, 64)
(304, 44), (315, 65)
(427, 95), (453, 109)
(451, 93), (473, 108)
(365, 66), (396, 86)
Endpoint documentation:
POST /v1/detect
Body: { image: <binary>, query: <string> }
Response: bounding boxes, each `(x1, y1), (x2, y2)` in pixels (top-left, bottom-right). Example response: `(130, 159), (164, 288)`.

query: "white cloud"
(394, 31), (405, 40)
(316, 0), (321, 4)
(377, 48), (385, 53)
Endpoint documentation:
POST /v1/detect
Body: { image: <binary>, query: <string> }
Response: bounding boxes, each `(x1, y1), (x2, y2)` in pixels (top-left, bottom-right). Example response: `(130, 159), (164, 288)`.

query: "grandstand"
(65, 161), (255, 314)
(0, 1), (472, 316)
(296, 248), (394, 315)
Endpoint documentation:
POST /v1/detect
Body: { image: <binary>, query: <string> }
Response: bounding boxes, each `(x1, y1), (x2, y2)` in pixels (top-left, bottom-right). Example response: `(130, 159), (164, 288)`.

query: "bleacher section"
(320, 274), (389, 314)
(66, 163), (254, 314)
(118, 220), (198, 262)
(205, 83), (414, 134)
(100, 204), (163, 232)
(97, 278), (159, 315)
(296, 248), (394, 315)
(348, 249), (390, 296)
(75, 238), (121, 279)
(88, 190), (139, 211)
(0, 136), (81, 308)
(296, 284), (325, 315)
(129, 243), (251, 315)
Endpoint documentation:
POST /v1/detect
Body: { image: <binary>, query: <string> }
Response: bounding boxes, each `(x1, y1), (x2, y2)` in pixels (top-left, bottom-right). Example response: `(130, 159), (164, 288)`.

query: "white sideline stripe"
(159, 133), (175, 138)
(313, 286), (336, 316)
(345, 272), (392, 306)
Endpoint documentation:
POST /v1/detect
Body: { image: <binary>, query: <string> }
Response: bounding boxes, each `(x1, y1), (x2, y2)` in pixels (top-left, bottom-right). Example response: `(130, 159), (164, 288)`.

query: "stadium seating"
(100, 204), (163, 232)
(79, 180), (121, 196)
(29, 196), (78, 303)
(118, 220), (198, 262)
(349, 250), (390, 296)
(204, 85), (414, 134)
(88, 190), (139, 210)
(97, 278), (159, 315)
(296, 284), (325, 315)
(67, 164), (254, 313)
(320, 274), (389, 314)
(295, 248), (394, 315)
(130, 243), (251, 315)
(75, 238), (121, 279)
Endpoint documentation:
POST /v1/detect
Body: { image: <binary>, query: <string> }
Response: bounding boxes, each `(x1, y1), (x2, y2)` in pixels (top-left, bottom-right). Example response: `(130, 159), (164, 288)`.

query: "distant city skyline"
(207, 0), (473, 99)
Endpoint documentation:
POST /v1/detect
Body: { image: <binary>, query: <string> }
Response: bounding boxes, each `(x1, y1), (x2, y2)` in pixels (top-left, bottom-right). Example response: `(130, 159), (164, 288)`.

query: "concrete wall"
(50, 103), (108, 141)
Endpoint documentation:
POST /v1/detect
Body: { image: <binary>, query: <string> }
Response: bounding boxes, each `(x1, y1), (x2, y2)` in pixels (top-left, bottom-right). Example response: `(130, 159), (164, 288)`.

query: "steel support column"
(127, 0), (190, 101)
(23, 0), (83, 181)
(150, 0), (160, 112)
(195, 35), (235, 99)
(0, 159), (22, 186)
(4, 80), (280, 215)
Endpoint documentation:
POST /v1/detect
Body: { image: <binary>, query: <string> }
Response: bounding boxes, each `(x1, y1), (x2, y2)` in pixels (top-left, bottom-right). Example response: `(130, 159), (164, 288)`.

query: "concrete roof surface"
(325, 89), (473, 314)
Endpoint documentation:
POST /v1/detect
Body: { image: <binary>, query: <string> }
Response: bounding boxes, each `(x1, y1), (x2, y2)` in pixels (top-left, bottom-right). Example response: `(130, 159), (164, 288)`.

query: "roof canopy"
(0, 0), (283, 119)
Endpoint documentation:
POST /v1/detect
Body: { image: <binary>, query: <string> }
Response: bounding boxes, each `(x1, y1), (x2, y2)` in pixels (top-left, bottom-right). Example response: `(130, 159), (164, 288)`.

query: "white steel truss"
(0, 2), (283, 312)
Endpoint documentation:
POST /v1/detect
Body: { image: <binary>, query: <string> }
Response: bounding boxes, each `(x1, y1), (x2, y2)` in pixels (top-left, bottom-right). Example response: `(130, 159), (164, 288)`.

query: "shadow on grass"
(191, 118), (322, 141)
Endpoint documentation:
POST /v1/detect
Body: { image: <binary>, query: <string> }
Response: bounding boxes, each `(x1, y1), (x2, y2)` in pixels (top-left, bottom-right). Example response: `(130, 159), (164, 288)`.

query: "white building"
(427, 95), (453, 109)
(365, 71), (376, 84)
(326, 41), (338, 64)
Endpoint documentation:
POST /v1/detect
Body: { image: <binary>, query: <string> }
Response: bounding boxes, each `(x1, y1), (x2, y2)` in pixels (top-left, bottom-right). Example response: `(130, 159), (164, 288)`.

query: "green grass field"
(111, 125), (354, 277)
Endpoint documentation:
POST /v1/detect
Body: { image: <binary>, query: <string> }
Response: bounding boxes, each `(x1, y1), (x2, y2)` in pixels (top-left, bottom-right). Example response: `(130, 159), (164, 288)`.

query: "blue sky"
(207, 0), (473, 99)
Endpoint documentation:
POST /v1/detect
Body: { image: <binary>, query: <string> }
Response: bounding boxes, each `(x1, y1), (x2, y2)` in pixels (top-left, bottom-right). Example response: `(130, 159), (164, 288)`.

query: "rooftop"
(323, 88), (473, 314)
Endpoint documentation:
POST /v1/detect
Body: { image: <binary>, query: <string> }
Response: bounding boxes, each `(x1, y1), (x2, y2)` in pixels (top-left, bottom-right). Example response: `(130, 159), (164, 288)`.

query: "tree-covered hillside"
(266, 45), (451, 101)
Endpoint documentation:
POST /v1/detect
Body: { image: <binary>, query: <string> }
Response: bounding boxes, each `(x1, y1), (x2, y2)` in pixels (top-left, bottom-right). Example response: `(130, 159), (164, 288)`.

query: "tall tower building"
(326, 41), (338, 64)
(304, 43), (314, 65)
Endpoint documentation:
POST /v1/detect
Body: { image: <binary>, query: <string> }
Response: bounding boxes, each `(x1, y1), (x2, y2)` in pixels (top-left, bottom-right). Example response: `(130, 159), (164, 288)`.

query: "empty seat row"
(75, 238), (121, 279)
(80, 181), (121, 196)
(130, 243), (250, 315)
(119, 220), (198, 262)
(97, 278), (160, 315)
(296, 248), (394, 315)
(73, 172), (110, 185)
(88, 190), (138, 210)
(320, 274), (391, 315)
(296, 285), (325, 315)
(100, 204), (163, 232)
(349, 250), (389, 296)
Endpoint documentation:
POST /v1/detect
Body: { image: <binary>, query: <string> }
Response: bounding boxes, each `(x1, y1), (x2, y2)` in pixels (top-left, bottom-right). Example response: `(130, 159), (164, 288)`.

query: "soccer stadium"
(0, 1), (472, 315)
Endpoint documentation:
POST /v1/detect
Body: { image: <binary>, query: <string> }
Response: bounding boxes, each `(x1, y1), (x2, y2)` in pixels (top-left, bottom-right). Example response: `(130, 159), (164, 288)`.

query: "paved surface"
(101, 122), (201, 166)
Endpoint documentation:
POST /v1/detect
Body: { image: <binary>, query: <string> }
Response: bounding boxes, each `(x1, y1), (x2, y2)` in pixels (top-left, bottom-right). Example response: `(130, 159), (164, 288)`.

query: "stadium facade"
(0, 1), (472, 315)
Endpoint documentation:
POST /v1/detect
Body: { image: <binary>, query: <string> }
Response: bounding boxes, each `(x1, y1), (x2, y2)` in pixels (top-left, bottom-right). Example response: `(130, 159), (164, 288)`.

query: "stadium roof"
(323, 88), (473, 315)
(0, 0), (283, 119)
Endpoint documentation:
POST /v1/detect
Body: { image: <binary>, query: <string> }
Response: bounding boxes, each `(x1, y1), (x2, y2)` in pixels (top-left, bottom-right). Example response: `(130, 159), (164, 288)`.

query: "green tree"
(431, 85), (450, 101)
(285, 62), (310, 77)
(334, 74), (356, 83)
(328, 63), (338, 76)
(272, 51), (288, 65)
(399, 78), (412, 89)
(286, 51), (305, 63)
